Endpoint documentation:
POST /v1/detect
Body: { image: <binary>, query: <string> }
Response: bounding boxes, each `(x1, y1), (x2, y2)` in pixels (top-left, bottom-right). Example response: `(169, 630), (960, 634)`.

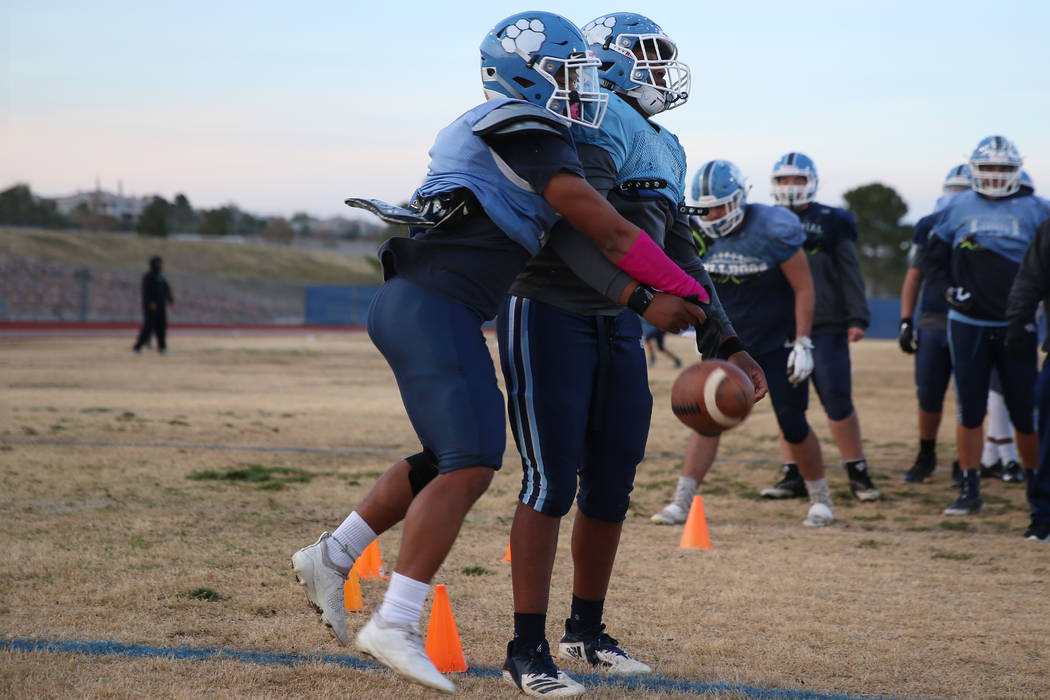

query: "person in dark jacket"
(1006, 216), (1050, 540)
(133, 256), (174, 354)
(762, 152), (879, 502)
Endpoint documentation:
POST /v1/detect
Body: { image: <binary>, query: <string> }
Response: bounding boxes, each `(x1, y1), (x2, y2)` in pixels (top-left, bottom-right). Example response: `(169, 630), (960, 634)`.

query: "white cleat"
(291, 532), (350, 645)
(650, 502), (688, 525)
(803, 502), (834, 527)
(357, 611), (455, 694)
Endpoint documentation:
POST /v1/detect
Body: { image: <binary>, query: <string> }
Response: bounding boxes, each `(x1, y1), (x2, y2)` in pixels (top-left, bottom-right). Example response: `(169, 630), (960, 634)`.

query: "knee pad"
(577, 492), (631, 523)
(406, 447), (439, 496)
(916, 386), (946, 414)
(777, 409), (810, 445)
(822, 396), (855, 422)
(519, 468), (577, 518)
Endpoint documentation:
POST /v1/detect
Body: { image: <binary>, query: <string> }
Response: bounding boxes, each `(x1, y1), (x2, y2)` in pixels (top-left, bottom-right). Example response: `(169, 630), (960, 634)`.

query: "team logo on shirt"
(704, 251), (770, 283)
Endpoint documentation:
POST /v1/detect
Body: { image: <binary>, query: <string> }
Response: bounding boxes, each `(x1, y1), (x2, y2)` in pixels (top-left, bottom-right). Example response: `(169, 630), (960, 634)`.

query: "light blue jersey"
(932, 190), (1050, 264)
(571, 91), (686, 206)
(416, 98), (565, 256)
(928, 190), (1050, 323)
(704, 204), (805, 354)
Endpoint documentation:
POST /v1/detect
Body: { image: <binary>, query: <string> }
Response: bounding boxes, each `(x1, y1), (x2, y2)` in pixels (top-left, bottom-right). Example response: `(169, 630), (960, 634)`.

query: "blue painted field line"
(1, 637), (913, 700)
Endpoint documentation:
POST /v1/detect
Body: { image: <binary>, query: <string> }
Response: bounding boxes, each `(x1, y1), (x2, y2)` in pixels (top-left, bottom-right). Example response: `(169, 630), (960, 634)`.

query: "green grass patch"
(857, 539), (880, 549)
(185, 587), (227, 602)
(932, 552), (973, 561)
(80, 407), (112, 414)
(169, 419), (190, 426)
(939, 520), (973, 532)
(187, 463), (314, 490)
(116, 411), (136, 422)
(702, 484), (729, 496)
(853, 513), (887, 522)
(461, 566), (494, 577)
(22, 426), (38, 436)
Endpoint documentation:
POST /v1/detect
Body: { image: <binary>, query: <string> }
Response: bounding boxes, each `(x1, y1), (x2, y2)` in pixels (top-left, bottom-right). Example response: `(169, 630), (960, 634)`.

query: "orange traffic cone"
(425, 584), (468, 672)
(356, 540), (386, 580)
(679, 495), (712, 550)
(500, 542), (512, 562)
(343, 567), (363, 611)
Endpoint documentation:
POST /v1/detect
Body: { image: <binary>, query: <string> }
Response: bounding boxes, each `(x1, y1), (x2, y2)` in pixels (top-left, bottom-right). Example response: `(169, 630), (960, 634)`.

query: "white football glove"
(786, 336), (814, 386)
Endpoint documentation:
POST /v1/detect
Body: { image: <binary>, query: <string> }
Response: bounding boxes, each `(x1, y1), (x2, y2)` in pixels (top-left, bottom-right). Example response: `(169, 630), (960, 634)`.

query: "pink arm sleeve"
(615, 230), (710, 302)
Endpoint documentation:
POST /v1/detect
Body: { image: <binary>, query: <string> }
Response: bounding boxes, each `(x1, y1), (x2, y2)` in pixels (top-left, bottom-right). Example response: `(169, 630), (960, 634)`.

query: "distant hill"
(0, 227), (383, 285)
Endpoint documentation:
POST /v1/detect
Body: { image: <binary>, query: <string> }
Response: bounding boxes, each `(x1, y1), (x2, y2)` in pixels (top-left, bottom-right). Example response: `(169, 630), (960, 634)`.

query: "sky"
(3, 1), (1049, 223)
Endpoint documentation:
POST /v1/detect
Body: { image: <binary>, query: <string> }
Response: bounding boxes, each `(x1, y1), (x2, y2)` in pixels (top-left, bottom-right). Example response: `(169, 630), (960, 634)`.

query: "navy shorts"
(947, 318), (1037, 433)
(753, 345), (811, 444)
(367, 276), (505, 472)
(810, 333), (854, 421)
(498, 296), (651, 522)
(915, 328), (952, 413)
(1029, 356), (1050, 522)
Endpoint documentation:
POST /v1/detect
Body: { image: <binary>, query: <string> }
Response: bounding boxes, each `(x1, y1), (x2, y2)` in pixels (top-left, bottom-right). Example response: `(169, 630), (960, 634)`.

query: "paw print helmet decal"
(582, 13), (690, 116)
(481, 12), (608, 128)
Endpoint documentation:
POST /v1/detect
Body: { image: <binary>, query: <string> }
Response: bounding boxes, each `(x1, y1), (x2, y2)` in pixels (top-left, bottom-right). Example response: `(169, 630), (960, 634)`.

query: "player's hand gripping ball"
(671, 360), (755, 436)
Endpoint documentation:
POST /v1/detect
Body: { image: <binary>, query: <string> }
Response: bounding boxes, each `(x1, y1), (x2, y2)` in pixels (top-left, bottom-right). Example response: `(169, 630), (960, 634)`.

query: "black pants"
(134, 308), (167, 350)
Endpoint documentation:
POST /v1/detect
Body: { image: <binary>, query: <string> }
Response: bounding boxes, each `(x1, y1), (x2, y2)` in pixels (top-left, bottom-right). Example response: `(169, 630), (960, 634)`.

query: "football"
(671, 360), (755, 436)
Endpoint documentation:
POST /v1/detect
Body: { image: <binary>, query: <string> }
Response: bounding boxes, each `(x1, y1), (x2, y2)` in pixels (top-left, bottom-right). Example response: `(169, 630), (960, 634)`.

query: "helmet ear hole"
(513, 76), (535, 89)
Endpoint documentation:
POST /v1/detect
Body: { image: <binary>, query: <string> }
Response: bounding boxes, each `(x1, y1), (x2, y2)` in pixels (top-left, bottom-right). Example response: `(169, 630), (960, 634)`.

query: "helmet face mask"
(481, 13), (608, 128)
(969, 135), (1023, 198)
(583, 14), (690, 116)
(691, 160), (750, 238)
(771, 153), (818, 208)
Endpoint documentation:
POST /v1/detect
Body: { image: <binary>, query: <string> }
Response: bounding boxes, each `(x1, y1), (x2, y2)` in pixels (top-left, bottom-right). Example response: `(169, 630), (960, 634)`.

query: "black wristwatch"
(626, 284), (657, 315)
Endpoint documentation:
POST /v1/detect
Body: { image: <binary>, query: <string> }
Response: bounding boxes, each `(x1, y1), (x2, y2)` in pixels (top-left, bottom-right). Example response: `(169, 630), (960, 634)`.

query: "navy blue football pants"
(753, 345), (811, 444)
(1028, 356), (1050, 523)
(915, 328), (953, 413)
(368, 276), (505, 472)
(497, 296), (651, 522)
(947, 318), (1036, 433)
(810, 332), (855, 421)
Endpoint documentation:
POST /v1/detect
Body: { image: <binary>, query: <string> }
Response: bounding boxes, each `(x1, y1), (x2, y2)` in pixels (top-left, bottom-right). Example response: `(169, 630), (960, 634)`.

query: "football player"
(290, 12), (710, 694)
(898, 164), (971, 484)
(652, 160), (834, 528)
(925, 135), (1050, 515)
(762, 153), (880, 502)
(1006, 211), (1050, 540)
(496, 14), (766, 695)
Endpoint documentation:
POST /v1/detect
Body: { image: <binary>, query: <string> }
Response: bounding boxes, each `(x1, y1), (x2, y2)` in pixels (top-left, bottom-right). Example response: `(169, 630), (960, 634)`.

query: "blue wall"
(304, 285), (380, 326)
(866, 297), (900, 339)
(305, 286), (904, 337)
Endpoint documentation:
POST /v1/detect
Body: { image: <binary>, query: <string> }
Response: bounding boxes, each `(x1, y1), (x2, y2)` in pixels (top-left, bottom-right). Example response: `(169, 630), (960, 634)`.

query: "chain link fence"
(1, 258), (309, 324)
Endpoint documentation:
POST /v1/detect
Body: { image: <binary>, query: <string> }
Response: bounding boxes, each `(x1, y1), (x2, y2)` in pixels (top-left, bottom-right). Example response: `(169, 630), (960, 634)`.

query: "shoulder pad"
(473, 102), (567, 137)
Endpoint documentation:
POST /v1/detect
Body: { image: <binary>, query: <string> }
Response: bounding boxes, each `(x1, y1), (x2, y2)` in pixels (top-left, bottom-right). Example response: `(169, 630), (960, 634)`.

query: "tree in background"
(198, 206), (234, 235)
(137, 196), (172, 237)
(843, 183), (911, 297)
(263, 217), (295, 244)
(171, 193), (198, 233)
(0, 184), (69, 228)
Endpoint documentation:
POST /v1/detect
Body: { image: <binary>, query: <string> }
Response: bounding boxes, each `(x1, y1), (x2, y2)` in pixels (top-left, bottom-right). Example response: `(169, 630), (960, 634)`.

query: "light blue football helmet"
(691, 160), (750, 238)
(969, 135), (1023, 197)
(581, 13), (690, 115)
(942, 163), (972, 194)
(480, 12), (608, 128)
(771, 152), (818, 207)
(1019, 170), (1034, 194)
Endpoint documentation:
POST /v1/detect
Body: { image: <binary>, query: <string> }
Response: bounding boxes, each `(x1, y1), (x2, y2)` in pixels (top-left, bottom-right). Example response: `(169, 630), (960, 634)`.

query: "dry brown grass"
(1, 333), (1047, 699)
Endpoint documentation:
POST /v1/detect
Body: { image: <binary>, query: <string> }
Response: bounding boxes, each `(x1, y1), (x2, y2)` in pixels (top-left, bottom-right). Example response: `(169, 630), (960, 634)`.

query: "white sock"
(998, 441), (1019, 465)
(986, 390), (1011, 439)
(804, 478), (832, 507)
(981, 440), (1000, 467)
(379, 572), (430, 626)
(327, 511), (376, 570)
(673, 477), (698, 509)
